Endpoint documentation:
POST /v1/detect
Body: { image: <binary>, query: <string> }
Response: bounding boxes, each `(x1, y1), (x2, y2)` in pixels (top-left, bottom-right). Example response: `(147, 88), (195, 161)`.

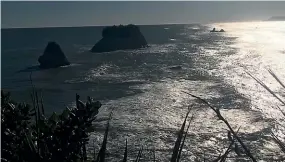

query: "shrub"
(1, 90), (102, 162)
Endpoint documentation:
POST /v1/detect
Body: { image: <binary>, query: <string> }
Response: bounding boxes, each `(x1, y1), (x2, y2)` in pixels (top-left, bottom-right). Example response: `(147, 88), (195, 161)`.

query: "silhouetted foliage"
(1, 91), (36, 162)
(1, 90), (101, 162)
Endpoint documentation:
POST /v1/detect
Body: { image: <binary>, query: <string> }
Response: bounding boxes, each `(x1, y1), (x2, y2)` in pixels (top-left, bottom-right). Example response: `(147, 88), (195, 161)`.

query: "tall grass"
(182, 91), (257, 162)
(247, 69), (285, 155)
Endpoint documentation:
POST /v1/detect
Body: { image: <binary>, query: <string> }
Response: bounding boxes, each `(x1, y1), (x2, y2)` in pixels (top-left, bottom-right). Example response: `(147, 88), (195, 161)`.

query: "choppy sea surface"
(2, 22), (285, 161)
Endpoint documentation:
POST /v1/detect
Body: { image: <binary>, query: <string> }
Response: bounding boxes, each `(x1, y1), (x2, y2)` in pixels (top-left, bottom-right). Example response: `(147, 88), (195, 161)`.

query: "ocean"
(1, 22), (285, 161)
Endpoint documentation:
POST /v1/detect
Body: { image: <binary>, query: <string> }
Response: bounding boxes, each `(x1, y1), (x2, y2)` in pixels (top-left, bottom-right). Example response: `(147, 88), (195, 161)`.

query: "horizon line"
(1, 19), (266, 30)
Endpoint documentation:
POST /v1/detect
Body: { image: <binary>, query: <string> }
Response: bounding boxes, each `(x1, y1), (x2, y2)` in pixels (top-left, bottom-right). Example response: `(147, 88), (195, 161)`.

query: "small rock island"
(90, 24), (148, 53)
(210, 28), (225, 32)
(38, 42), (70, 69)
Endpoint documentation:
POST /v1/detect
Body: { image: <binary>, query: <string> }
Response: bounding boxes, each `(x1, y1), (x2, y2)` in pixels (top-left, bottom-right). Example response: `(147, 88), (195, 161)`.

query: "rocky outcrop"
(210, 28), (217, 32)
(90, 24), (148, 53)
(169, 65), (182, 70)
(38, 42), (70, 69)
(210, 28), (225, 32)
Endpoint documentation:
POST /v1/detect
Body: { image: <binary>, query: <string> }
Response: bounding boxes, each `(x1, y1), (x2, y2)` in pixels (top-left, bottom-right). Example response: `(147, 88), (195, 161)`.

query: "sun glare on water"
(210, 21), (285, 146)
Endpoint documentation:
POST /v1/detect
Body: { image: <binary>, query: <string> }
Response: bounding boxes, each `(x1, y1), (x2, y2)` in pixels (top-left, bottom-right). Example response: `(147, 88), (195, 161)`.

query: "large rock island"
(38, 42), (70, 69)
(90, 24), (148, 53)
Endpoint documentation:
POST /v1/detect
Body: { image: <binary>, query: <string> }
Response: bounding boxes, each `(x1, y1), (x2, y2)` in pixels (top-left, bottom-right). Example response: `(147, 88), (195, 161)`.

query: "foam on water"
(84, 23), (285, 161)
(213, 22), (285, 123)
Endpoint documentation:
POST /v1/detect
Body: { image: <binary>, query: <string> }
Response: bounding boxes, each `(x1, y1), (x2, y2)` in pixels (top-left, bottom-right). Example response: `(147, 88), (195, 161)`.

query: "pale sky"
(1, 1), (285, 28)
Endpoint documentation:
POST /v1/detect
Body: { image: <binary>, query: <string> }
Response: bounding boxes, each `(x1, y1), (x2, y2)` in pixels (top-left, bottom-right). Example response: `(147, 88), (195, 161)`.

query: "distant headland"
(266, 16), (285, 21)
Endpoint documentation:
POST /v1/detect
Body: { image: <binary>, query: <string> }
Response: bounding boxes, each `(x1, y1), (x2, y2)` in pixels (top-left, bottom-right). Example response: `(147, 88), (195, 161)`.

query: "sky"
(1, 1), (285, 28)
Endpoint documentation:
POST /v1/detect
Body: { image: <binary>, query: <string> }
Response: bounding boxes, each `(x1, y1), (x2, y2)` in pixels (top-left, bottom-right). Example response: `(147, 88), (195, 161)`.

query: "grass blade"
(177, 114), (194, 162)
(135, 146), (143, 162)
(40, 90), (45, 116)
(276, 106), (285, 117)
(171, 108), (191, 162)
(183, 92), (257, 162)
(96, 114), (112, 162)
(214, 127), (241, 162)
(122, 139), (128, 162)
(268, 69), (285, 89)
(271, 132), (285, 153)
(246, 71), (285, 106)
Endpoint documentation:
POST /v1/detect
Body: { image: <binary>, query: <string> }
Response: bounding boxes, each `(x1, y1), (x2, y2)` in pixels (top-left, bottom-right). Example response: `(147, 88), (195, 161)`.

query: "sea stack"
(38, 42), (70, 69)
(90, 24), (148, 53)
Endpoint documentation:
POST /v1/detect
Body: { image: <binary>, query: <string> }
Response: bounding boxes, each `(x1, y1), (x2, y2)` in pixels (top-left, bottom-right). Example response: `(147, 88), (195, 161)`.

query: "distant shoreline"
(1, 20), (264, 30)
(266, 16), (285, 21)
(1, 23), (195, 30)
